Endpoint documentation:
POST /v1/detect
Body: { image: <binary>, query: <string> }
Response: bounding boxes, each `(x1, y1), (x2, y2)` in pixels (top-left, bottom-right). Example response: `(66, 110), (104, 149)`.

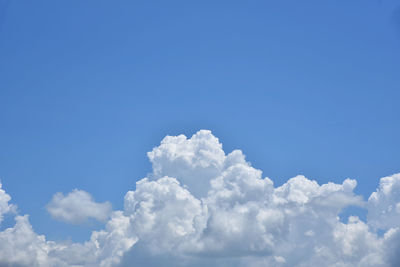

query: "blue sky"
(1, 0), (400, 251)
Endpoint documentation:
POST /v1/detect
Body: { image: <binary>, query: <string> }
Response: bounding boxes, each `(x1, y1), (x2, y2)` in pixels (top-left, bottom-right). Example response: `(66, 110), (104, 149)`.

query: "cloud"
(147, 130), (226, 197)
(0, 182), (16, 223)
(0, 215), (61, 267)
(367, 174), (400, 230)
(0, 130), (400, 266)
(46, 189), (112, 224)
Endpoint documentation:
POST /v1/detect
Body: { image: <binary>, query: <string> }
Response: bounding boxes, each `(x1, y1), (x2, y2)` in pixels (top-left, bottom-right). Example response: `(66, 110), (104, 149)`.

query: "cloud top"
(0, 130), (399, 266)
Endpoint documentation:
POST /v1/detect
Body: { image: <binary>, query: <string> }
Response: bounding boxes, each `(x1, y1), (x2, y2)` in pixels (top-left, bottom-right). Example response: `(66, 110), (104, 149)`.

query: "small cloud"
(0, 182), (16, 224)
(46, 189), (112, 224)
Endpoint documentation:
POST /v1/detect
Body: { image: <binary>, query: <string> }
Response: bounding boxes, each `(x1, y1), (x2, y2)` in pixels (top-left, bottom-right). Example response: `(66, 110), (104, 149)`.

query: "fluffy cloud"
(0, 215), (61, 267)
(46, 189), (112, 224)
(0, 130), (400, 266)
(368, 174), (400, 230)
(0, 182), (15, 223)
(147, 130), (225, 197)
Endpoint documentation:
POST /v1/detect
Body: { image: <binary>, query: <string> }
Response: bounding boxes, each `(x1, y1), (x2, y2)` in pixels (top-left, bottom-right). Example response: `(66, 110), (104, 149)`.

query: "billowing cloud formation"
(46, 189), (112, 224)
(147, 130), (225, 197)
(0, 130), (400, 266)
(368, 174), (400, 230)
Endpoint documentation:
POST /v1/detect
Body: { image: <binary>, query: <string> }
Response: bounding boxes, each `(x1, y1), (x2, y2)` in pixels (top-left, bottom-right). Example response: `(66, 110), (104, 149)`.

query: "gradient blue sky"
(1, 0), (399, 242)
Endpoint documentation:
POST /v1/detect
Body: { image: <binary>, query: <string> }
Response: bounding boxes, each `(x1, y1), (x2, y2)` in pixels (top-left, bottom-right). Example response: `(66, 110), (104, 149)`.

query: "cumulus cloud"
(368, 174), (400, 230)
(147, 130), (226, 197)
(0, 182), (15, 223)
(46, 189), (112, 224)
(0, 130), (400, 266)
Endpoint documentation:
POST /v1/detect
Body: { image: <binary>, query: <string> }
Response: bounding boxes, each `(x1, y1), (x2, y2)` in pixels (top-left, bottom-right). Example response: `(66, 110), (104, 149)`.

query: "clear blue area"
(0, 0), (399, 242)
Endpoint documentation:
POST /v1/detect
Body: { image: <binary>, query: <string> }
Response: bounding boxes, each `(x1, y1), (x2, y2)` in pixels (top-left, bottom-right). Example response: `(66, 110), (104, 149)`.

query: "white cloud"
(368, 174), (400, 230)
(0, 182), (15, 224)
(0, 130), (400, 266)
(0, 215), (65, 267)
(124, 177), (205, 254)
(46, 189), (112, 224)
(147, 130), (226, 197)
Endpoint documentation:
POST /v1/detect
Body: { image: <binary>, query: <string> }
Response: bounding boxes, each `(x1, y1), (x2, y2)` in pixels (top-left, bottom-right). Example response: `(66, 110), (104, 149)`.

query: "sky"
(0, 0), (400, 266)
